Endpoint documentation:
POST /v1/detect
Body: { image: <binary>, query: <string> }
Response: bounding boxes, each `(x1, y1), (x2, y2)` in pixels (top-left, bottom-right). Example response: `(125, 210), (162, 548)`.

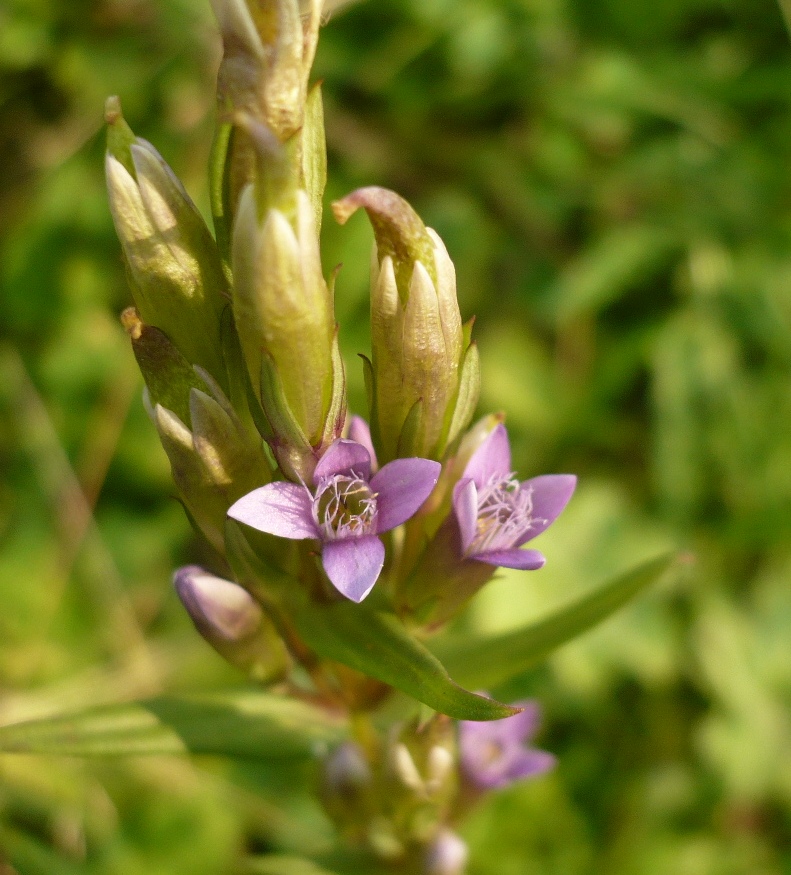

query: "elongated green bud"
(333, 187), (478, 463)
(232, 184), (345, 480)
(121, 307), (203, 426)
(105, 98), (230, 388)
(149, 369), (272, 554)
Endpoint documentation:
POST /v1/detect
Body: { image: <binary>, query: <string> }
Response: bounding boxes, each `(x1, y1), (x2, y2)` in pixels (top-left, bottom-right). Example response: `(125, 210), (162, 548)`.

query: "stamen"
(468, 473), (541, 554)
(313, 474), (378, 540)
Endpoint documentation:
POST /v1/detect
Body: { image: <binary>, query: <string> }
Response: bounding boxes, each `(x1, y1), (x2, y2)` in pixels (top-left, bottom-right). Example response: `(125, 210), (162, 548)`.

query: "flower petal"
(452, 478), (479, 553)
(228, 483), (318, 539)
(321, 535), (385, 602)
(371, 458), (442, 533)
(473, 548), (545, 570)
(348, 415), (378, 472)
(313, 438), (371, 483)
(503, 749), (557, 784)
(462, 422), (511, 488)
(459, 699), (555, 790)
(518, 474), (577, 542)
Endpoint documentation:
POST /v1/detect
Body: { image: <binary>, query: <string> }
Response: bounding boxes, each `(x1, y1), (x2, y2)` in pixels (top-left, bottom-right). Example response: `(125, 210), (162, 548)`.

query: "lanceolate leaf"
(434, 554), (677, 690)
(242, 856), (341, 875)
(289, 596), (517, 721)
(225, 521), (518, 721)
(0, 691), (345, 759)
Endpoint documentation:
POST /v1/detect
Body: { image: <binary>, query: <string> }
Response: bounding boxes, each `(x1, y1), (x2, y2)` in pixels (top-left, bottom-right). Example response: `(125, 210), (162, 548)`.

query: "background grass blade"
(0, 691), (346, 758)
(434, 554), (677, 690)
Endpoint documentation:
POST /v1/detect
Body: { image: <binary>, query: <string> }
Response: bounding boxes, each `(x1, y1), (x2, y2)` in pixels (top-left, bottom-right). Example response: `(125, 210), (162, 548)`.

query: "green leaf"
(225, 522), (517, 721)
(0, 691), (345, 758)
(434, 554), (677, 690)
(241, 856), (340, 875)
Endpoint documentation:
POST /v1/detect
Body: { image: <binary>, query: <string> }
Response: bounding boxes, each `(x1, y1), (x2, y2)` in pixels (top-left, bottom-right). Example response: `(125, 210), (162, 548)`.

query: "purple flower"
(459, 700), (555, 790)
(228, 438), (441, 603)
(452, 423), (576, 570)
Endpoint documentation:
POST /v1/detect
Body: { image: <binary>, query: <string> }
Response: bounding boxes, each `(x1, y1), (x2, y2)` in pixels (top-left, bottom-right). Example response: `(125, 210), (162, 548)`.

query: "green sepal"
(432, 553), (678, 690)
(188, 386), (270, 496)
(104, 95), (136, 175)
(121, 307), (202, 425)
(225, 522), (519, 721)
(358, 351), (382, 456)
(396, 398), (423, 458)
(461, 315), (475, 348)
(320, 329), (347, 450)
(445, 341), (480, 449)
(300, 82), (327, 234)
(0, 691), (345, 759)
(219, 304), (270, 442)
(209, 118), (234, 269)
(153, 405), (230, 554)
(259, 351), (315, 480)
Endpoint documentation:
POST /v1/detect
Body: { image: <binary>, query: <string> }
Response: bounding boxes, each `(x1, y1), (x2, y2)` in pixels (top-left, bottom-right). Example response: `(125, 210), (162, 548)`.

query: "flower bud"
(333, 187), (478, 463)
(232, 184), (345, 480)
(150, 369), (272, 554)
(121, 308), (203, 426)
(324, 741), (372, 794)
(173, 565), (287, 680)
(425, 829), (468, 875)
(211, 0), (321, 142)
(105, 98), (230, 388)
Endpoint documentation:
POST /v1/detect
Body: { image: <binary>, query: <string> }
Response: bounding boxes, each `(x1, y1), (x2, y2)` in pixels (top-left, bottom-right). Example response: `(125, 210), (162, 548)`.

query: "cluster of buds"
(105, 1), (576, 871)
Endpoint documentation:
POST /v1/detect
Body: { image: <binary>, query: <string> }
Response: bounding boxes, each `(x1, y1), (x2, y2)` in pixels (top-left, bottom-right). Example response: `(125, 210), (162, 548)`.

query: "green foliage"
(2, 0), (791, 871)
(0, 691), (344, 758)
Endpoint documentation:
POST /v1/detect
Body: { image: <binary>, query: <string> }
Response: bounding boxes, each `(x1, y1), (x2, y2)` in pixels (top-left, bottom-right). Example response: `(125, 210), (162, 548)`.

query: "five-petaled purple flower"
(228, 438), (440, 603)
(459, 700), (555, 790)
(453, 423), (576, 570)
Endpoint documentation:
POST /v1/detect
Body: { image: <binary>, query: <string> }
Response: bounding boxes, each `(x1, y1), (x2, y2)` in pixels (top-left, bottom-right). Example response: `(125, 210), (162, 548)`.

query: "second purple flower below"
(228, 438), (441, 603)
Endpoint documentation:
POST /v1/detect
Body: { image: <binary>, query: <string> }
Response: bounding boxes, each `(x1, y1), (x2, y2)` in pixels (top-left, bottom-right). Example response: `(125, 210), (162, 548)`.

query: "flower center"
(468, 474), (538, 554)
(313, 475), (378, 540)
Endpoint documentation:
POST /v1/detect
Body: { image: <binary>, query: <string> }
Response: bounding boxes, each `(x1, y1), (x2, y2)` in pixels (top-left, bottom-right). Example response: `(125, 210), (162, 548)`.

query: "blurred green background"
(2, 0), (791, 871)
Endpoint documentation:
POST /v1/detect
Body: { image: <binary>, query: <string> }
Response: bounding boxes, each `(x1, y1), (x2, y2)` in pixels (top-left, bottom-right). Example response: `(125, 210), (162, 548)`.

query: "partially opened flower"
(453, 423), (576, 570)
(228, 438), (440, 602)
(459, 700), (555, 790)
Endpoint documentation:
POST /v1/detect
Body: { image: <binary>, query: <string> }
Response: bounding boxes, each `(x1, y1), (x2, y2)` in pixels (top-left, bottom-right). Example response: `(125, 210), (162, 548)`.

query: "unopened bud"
(324, 741), (372, 793)
(232, 185), (345, 480)
(151, 370), (272, 554)
(425, 829), (468, 875)
(333, 187), (478, 463)
(391, 742), (425, 794)
(175, 565), (262, 641)
(105, 98), (229, 387)
(121, 308), (203, 426)
(426, 745), (454, 795)
(173, 565), (287, 679)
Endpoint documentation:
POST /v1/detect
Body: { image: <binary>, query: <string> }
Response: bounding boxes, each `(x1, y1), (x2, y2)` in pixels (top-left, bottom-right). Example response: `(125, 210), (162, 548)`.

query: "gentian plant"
(0, 2), (675, 871)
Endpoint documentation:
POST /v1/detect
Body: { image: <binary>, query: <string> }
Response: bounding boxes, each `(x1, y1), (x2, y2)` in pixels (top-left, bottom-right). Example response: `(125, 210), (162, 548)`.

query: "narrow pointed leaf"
(226, 522), (517, 721)
(0, 691), (345, 759)
(294, 603), (517, 720)
(434, 554), (677, 690)
(242, 856), (341, 875)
